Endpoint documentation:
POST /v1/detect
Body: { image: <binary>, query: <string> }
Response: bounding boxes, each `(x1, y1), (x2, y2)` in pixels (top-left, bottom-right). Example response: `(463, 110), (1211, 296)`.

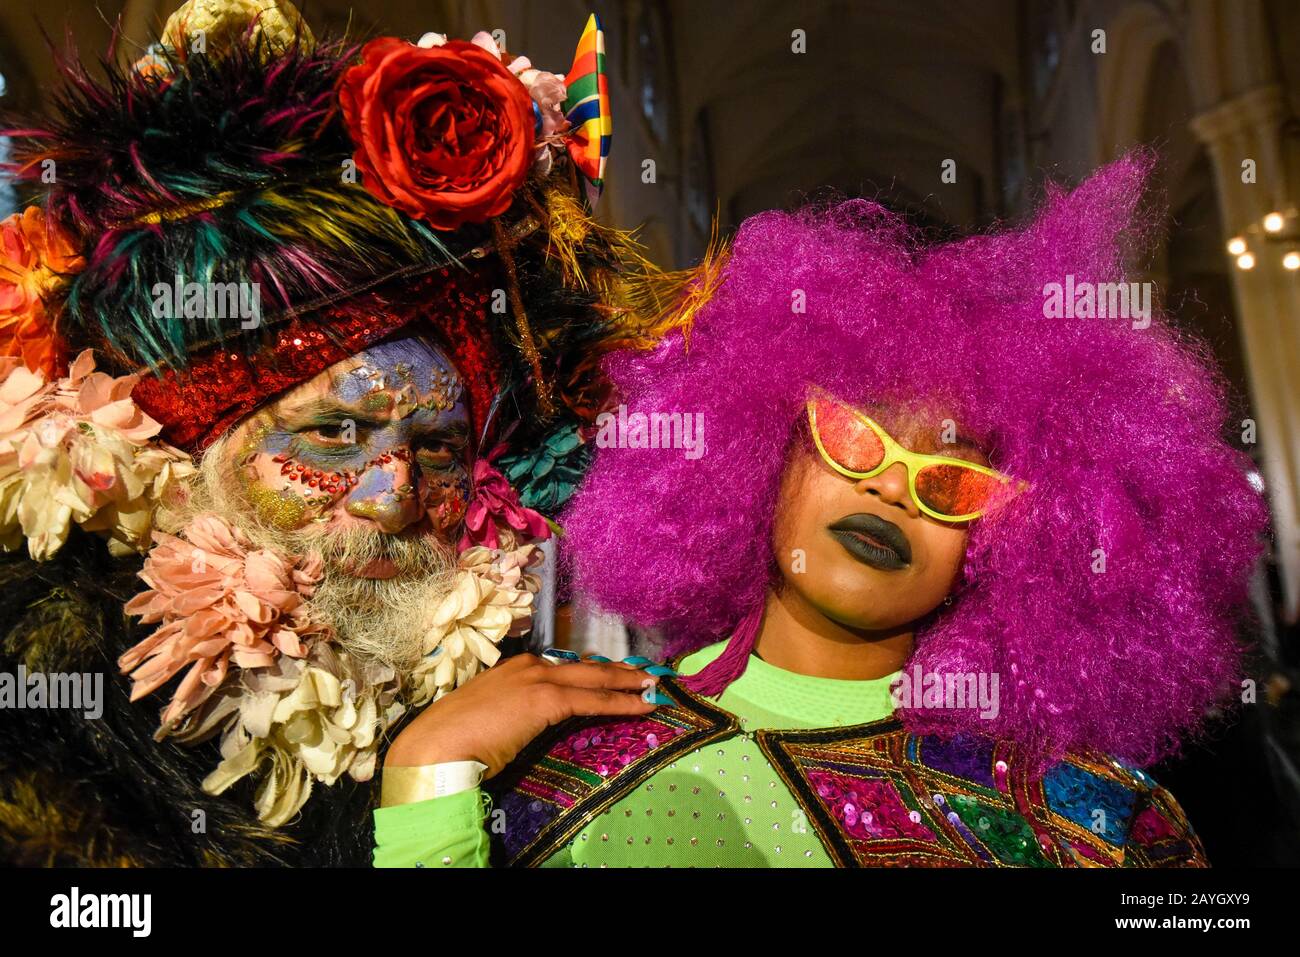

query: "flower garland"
(121, 509), (544, 826)
(3, 345), (553, 825)
(0, 350), (194, 560)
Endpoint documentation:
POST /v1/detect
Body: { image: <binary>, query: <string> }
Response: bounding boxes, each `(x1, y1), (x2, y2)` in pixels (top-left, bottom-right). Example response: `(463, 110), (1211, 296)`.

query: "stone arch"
(1094, 1), (1178, 163)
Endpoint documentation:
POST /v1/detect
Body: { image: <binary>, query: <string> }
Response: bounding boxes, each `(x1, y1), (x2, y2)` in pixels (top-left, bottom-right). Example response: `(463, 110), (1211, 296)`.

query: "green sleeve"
(371, 786), (492, 868)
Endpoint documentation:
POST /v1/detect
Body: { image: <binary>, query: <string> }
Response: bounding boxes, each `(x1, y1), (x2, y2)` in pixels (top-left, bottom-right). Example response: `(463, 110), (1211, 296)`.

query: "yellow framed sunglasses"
(806, 388), (1020, 522)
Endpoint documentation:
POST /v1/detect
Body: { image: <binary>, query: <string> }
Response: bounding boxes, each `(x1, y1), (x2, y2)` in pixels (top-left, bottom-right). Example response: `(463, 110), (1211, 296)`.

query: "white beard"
(141, 434), (541, 828)
(307, 570), (456, 672)
(167, 434), (461, 674)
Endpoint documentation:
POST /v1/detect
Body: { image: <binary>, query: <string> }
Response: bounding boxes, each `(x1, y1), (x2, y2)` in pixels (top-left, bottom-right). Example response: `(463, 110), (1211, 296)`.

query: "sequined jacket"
(483, 671), (1207, 868)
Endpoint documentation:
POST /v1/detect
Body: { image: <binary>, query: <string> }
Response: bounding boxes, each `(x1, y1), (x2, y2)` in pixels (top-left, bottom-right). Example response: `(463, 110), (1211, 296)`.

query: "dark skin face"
(769, 402), (990, 645)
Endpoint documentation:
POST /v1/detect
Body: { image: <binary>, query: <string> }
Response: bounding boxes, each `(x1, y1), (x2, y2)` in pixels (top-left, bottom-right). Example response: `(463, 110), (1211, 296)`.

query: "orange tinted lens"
(914, 463), (1000, 517)
(812, 398), (885, 473)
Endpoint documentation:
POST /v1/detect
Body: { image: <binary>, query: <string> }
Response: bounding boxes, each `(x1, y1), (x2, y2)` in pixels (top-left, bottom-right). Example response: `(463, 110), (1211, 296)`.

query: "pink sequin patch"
(807, 769), (938, 843)
(1129, 804), (1177, 845)
(551, 718), (683, 779)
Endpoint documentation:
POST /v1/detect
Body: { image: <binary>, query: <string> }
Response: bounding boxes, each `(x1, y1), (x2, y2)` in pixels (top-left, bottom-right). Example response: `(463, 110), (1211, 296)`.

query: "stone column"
(1191, 84), (1300, 622)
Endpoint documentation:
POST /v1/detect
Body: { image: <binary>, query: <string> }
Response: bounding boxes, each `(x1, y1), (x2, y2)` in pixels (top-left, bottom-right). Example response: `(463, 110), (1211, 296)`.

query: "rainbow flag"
(562, 14), (611, 209)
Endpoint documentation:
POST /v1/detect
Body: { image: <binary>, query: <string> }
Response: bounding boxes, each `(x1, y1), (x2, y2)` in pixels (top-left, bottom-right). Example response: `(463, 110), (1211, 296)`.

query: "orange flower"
(0, 207), (85, 377)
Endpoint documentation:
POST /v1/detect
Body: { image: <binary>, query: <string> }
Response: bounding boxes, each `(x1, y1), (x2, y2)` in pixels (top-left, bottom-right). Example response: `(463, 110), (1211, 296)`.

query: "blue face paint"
(241, 336), (472, 535)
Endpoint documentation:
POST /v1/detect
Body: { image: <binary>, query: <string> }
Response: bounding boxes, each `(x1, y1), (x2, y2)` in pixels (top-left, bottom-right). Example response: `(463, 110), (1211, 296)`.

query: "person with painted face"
(0, 2), (681, 866)
(375, 154), (1267, 867)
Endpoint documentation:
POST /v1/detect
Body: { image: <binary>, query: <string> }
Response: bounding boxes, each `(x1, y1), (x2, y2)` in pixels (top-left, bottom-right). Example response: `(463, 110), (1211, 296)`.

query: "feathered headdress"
(1, 1), (706, 503)
(0, 0), (719, 826)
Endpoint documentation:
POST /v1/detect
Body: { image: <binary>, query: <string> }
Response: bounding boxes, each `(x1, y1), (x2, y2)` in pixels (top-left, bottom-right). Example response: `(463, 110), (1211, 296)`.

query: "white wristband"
(380, 760), (488, 807)
(431, 760), (489, 797)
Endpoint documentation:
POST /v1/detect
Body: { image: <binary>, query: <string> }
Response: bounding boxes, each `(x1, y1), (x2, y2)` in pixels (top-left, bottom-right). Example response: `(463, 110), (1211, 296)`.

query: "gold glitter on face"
(243, 479), (312, 530)
(230, 413), (321, 530)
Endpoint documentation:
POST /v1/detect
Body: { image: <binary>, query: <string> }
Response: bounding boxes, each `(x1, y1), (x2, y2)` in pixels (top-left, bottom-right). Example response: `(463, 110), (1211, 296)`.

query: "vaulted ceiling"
(1, 0), (1021, 234)
(666, 0), (1019, 228)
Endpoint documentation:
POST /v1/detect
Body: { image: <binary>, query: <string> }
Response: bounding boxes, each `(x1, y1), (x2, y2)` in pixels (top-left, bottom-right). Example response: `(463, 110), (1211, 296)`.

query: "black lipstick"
(827, 513), (912, 570)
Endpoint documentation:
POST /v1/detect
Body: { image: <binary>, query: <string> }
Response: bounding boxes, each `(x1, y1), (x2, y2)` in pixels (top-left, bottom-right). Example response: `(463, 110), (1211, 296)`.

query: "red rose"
(338, 37), (536, 230)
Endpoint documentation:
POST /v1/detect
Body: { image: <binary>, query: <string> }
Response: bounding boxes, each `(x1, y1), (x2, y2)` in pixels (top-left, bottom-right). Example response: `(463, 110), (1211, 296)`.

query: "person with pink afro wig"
(373, 153), (1267, 868)
(564, 151), (1266, 770)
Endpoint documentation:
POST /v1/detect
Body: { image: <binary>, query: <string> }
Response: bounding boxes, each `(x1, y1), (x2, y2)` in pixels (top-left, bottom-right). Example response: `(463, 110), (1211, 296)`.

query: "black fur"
(0, 531), (378, 867)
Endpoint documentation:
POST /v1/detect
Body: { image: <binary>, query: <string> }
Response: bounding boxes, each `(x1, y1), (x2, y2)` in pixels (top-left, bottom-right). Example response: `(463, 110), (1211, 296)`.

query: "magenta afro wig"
(561, 153), (1269, 770)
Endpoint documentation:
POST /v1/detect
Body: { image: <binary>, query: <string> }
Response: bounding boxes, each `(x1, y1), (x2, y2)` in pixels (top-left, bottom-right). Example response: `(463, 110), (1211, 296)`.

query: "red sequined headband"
(130, 265), (503, 453)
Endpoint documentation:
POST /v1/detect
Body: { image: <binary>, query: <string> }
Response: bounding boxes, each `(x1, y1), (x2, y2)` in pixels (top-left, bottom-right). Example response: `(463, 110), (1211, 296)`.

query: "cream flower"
(184, 644), (405, 826)
(407, 543), (542, 707)
(0, 350), (194, 560)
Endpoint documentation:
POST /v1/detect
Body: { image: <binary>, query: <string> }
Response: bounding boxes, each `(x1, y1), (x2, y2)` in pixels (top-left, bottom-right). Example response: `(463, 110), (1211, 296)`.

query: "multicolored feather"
(3, 34), (460, 371)
(561, 14), (611, 210)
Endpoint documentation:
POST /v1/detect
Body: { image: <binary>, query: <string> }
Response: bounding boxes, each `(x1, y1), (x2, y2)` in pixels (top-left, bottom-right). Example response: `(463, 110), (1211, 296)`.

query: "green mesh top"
(371, 642), (900, 867)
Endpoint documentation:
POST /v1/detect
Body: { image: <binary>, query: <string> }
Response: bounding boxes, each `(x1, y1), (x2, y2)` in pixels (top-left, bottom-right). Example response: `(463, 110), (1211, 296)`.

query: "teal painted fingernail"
(641, 688), (677, 706)
(645, 664), (678, 677)
(623, 656), (652, 666)
(587, 655), (611, 663)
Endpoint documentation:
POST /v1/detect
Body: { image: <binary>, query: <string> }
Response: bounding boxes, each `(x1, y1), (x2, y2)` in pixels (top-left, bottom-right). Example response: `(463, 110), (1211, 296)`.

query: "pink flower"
(0, 350), (194, 559)
(506, 55), (570, 175)
(120, 512), (327, 731)
(459, 454), (551, 550)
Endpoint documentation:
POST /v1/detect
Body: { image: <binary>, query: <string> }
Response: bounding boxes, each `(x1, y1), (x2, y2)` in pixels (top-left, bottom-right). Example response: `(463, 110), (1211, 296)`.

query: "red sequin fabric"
(130, 266), (503, 452)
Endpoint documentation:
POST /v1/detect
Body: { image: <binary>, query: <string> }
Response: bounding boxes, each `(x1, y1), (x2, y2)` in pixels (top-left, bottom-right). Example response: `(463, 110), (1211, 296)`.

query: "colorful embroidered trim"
(488, 673), (1207, 868)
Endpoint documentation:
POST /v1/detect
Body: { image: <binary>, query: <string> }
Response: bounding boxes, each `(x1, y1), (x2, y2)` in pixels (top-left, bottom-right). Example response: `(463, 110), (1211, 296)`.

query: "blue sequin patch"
(1042, 763), (1137, 845)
